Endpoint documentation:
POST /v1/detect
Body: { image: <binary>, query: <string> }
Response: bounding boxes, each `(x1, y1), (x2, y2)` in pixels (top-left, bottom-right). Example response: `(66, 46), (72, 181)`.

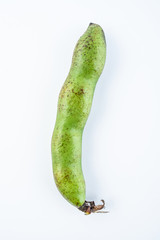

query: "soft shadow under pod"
(78, 200), (109, 215)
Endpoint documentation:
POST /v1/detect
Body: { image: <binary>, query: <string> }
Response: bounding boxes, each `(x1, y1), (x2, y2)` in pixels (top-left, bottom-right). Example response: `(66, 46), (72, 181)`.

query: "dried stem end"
(78, 200), (108, 215)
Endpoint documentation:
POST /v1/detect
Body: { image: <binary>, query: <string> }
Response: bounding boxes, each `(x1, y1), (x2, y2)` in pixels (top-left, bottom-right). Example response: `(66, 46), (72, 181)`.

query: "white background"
(0, 0), (160, 239)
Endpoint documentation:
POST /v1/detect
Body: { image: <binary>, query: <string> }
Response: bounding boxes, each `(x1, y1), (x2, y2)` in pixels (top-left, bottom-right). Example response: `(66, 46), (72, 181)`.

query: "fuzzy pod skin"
(51, 23), (106, 212)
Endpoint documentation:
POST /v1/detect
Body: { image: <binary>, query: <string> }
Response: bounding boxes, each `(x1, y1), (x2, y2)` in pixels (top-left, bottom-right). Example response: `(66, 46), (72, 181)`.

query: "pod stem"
(78, 199), (108, 215)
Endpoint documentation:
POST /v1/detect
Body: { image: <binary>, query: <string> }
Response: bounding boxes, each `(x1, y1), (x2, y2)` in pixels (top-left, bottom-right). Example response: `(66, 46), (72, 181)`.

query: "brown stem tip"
(78, 200), (108, 215)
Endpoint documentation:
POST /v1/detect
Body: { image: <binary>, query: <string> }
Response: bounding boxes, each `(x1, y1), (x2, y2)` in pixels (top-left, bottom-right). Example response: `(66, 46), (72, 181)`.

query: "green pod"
(51, 23), (106, 214)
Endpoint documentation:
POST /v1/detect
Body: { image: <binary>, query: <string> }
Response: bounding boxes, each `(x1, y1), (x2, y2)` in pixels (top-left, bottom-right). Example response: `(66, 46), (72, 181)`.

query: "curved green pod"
(51, 23), (106, 214)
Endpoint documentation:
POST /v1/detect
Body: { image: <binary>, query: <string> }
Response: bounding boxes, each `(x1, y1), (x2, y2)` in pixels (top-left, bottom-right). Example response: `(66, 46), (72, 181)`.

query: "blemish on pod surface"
(51, 23), (106, 214)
